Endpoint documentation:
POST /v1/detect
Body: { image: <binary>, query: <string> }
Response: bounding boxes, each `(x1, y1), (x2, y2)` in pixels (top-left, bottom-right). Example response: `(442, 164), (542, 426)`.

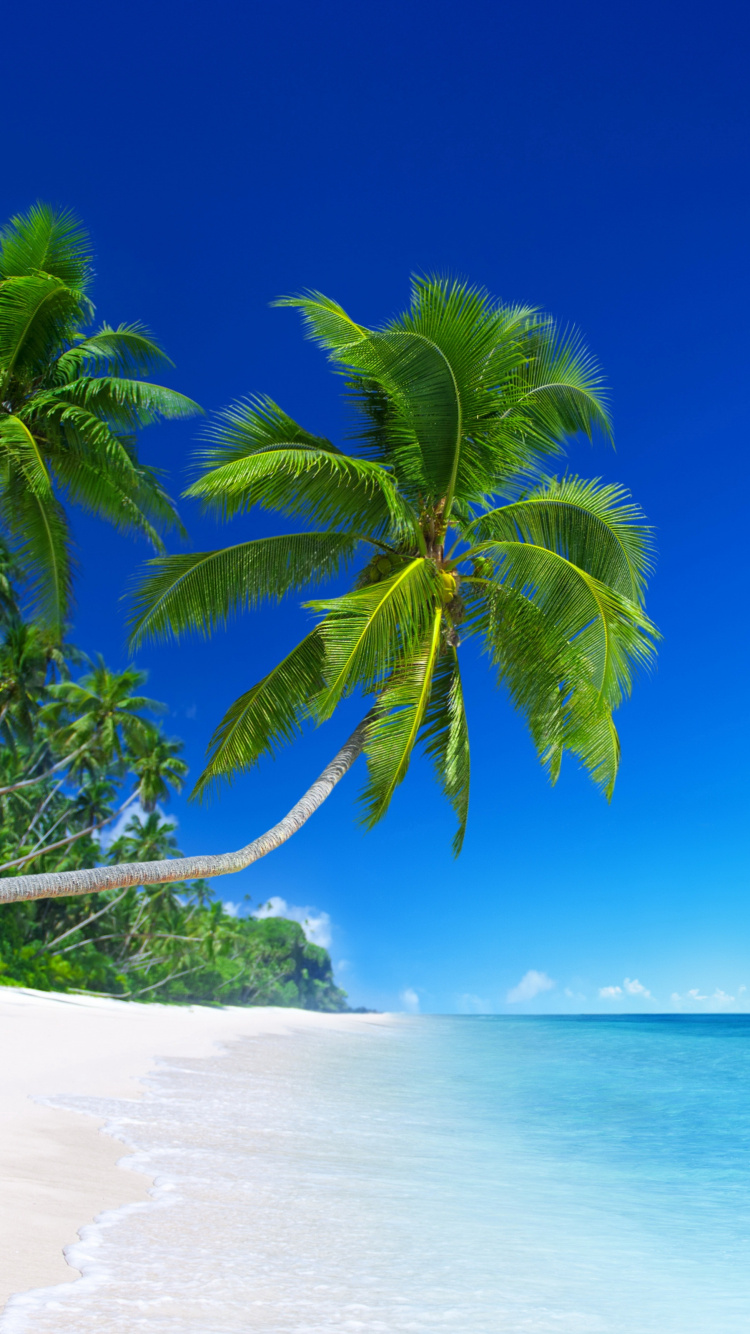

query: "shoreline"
(0, 986), (384, 1312)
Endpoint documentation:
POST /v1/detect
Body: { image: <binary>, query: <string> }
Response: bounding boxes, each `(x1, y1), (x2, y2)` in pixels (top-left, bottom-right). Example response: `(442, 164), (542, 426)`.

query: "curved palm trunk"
(0, 715), (370, 904)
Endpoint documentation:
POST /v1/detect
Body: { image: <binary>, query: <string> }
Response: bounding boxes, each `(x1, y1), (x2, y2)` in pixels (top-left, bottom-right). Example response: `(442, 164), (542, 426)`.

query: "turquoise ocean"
(5, 1015), (750, 1333)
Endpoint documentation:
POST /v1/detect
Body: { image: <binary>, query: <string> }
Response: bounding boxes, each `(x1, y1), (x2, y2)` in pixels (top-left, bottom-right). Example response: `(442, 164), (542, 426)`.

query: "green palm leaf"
(35, 376), (201, 429)
(473, 539), (657, 704)
(0, 204), (194, 627)
(468, 577), (621, 796)
(53, 324), (175, 380)
(309, 557), (442, 717)
(0, 203), (92, 290)
(0, 275), (80, 389)
(360, 608), (443, 827)
(187, 395), (408, 535)
(129, 533), (360, 648)
(421, 647), (470, 853)
(466, 475), (653, 603)
(505, 320), (612, 449)
(193, 628), (326, 797)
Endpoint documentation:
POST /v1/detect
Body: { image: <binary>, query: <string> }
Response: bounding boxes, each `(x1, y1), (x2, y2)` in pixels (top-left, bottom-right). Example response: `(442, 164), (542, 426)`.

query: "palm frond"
(309, 557), (441, 717)
(187, 443), (408, 536)
(0, 470), (72, 630)
(36, 376), (201, 427)
(473, 539), (657, 705)
(504, 320), (612, 451)
(0, 275), (81, 388)
(48, 450), (177, 551)
(467, 577), (622, 796)
(194, 394), (342, 467)
(129, 533), (360, 648)
(0, 203), (92, 291)
(193, 628), (326, 798)
(360, 608), (443, 827)
(272, 291), (367, 355)
(466, 476), (654, 603)
(52, 324), (175, 380)
(421, 647), (470, 853)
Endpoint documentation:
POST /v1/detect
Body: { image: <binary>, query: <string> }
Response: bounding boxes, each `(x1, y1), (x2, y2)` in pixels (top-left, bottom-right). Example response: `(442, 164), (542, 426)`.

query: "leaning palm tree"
(0, 203), (200, 630)
(1, 277), (657, 904)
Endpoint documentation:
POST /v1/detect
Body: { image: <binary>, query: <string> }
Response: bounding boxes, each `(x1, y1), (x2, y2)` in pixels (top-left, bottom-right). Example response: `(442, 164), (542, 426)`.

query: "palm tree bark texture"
(0, 715), (369, 903)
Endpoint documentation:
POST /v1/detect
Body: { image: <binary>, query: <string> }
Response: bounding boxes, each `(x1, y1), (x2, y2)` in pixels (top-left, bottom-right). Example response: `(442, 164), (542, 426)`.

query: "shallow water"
(5, 1015), (750, 1333)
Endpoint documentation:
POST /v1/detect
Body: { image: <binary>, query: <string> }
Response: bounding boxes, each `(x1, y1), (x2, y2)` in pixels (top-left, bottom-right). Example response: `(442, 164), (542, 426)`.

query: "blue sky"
(5, 0), (750, 1012)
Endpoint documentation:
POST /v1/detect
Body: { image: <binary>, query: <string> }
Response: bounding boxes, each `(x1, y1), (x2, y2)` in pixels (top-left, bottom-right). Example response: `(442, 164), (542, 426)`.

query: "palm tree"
(0, 659), (187, 873)
(0, 617), (71, 741)
(1, 277), (657, 903)
(41, 658), (164, 772)
(0, 203), (200, 631)
(127, 727), (189, 812)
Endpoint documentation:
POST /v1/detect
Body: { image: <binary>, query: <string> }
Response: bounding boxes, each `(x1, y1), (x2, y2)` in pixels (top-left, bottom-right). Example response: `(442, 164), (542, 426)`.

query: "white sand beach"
(0, 987), (381, 1312)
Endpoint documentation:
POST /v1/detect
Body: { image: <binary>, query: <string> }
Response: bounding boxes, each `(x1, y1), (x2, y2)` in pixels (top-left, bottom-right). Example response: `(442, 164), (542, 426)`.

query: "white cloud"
(673, 987), (742, 1010)
(253, 895), (332, 948)
(400, 987), (420, 1013)
(222, 901), (239, 918)
(600, 978), (652, 1001)
(564, 988), (586, 1000)
(507, 970), (555, 1003)
(624, 977), (652, 998)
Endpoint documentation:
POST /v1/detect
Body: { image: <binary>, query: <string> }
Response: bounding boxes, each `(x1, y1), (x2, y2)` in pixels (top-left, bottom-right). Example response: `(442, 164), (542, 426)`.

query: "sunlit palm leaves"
(0, 203), (201, 631)
(134, 276), (657, 853)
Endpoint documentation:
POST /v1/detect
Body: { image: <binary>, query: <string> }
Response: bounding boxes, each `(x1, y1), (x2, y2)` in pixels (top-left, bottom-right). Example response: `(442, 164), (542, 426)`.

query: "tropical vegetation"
(1, 271), (658, 906)
(132, 278), (658, 850)
(0, 547), (347, 1008)
(0, 203), (200, 633)
(0, 202), (348, 1007)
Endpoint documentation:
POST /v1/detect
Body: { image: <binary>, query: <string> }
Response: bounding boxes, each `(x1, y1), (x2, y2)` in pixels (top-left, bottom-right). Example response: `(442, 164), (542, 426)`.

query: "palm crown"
(0, 204), (201, 631)
(131, 278), (657, 854)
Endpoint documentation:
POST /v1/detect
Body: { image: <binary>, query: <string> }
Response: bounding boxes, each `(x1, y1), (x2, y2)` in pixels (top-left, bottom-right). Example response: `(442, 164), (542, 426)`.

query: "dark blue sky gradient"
(5, 0), (749, 1011)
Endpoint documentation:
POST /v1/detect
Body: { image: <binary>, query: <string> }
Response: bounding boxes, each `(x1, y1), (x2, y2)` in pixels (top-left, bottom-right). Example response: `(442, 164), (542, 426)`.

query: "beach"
(3, 1006), (750, 1332)
(0, 987), (381, 1314)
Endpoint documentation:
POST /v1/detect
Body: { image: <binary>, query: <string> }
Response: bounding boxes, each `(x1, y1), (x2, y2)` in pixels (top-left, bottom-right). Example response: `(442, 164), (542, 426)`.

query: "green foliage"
(0, 558), (348, 1009)
(134, 276), (658, 853)
(0, 203), (200, 632)
(0, 894), (348, 1010)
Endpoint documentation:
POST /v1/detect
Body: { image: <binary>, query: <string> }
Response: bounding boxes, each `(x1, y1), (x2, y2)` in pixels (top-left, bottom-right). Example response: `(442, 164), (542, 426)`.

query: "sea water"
(4, 1015), (750, 1333)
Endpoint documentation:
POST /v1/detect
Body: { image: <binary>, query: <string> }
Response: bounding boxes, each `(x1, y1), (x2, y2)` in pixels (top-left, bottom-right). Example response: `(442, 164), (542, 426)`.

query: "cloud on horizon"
(599, 977), (653, 1000)
(507, 970), (555, 1003)
(400, 987), (420, 1013)
(671, 986), (744, 1010)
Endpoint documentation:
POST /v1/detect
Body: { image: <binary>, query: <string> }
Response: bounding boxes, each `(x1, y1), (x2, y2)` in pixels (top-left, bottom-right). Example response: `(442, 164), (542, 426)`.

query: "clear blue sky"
(6, 0), (749, 1012)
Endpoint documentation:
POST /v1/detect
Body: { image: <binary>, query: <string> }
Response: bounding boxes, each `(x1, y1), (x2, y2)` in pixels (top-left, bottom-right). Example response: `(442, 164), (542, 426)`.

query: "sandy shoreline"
(0, 986), (382, 1312)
